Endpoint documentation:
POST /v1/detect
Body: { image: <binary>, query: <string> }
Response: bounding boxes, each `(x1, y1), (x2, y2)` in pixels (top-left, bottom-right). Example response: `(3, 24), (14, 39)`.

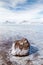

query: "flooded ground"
(0, 23), (43, 65)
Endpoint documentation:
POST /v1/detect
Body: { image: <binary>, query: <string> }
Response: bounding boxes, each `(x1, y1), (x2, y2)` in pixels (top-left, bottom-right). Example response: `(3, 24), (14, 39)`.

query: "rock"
(11, 38), (30, 56)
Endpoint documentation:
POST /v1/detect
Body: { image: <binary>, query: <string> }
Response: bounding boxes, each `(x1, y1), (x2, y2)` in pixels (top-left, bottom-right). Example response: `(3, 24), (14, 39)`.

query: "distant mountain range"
(5, 21), (16, 24)
(0, 20), (43, 25)
(19, 20), (43, 24)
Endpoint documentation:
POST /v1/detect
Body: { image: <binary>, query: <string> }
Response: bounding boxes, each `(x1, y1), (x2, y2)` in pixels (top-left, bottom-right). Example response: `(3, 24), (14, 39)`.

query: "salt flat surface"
(0, 23), (43, 65)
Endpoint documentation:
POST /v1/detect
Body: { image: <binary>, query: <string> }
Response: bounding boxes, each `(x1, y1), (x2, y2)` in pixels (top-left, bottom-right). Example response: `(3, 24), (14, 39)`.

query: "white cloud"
(0, 0), (26, 8)
(0, 1), (43, 24)
(10, 0), (26, 7)
(0, 1), (5, 7)
(37, 0), (43, 3)
(0, 7), (17, 22)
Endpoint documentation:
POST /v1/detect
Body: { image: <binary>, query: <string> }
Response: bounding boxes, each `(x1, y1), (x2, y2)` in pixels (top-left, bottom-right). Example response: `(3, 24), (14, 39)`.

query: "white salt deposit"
(0, 23), (43, 65)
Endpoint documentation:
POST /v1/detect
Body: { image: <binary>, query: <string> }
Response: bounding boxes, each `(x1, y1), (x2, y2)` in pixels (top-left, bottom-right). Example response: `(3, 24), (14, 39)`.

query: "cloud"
(0, 4), (43, 23)
(0, 0), (43, 11)
(10, 0), (26, 7)
(0, 0), (43, 23)
(0, 7), (17, 22)
(0, 0), (27, 9)
(0, 1), (5, 7)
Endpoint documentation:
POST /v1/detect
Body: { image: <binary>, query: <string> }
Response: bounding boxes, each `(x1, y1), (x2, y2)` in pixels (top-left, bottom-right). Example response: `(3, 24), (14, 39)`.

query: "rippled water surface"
(0, 23), (43, 65)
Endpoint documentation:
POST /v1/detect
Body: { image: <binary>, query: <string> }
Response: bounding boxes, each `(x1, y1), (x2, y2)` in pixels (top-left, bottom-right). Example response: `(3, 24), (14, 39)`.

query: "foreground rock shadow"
(28, 45), (38, 55)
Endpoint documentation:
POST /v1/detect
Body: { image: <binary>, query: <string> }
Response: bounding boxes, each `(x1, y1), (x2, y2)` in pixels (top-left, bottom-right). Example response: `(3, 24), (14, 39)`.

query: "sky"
(0, 0), (43, 23)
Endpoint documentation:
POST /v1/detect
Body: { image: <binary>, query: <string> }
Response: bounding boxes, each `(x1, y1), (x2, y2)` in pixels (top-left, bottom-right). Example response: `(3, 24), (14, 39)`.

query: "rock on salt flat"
(0, 24), (43, 65)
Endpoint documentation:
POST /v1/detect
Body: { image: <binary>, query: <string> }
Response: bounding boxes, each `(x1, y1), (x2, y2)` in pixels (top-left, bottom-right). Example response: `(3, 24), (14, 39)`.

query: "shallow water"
(0, 23), (43, 65)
